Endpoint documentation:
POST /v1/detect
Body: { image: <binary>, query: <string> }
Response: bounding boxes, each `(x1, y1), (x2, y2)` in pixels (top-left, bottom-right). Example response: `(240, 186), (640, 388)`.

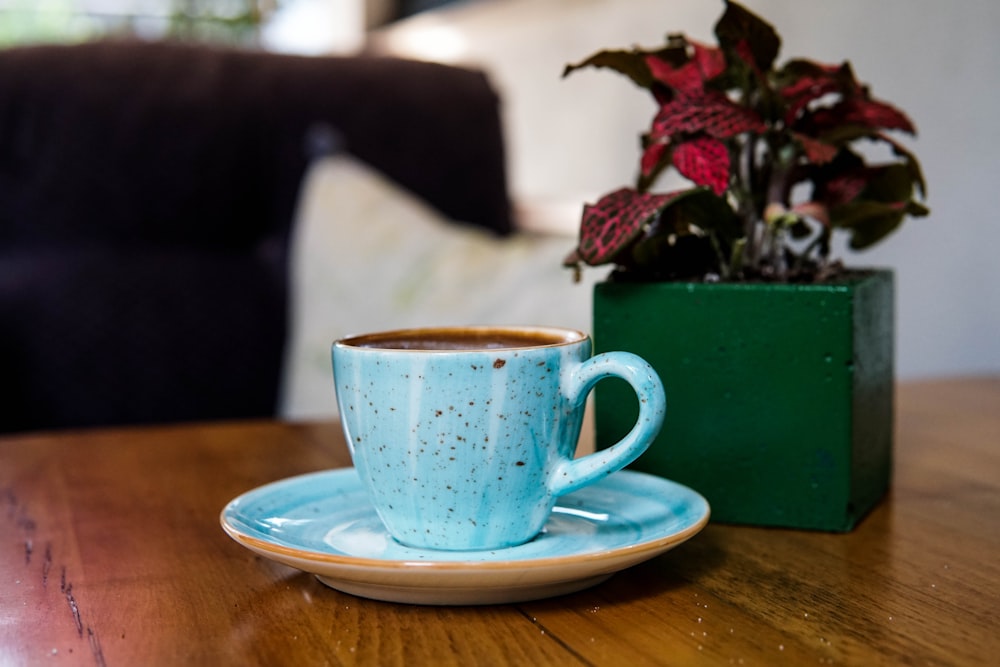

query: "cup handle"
(549, 352), (666, 497)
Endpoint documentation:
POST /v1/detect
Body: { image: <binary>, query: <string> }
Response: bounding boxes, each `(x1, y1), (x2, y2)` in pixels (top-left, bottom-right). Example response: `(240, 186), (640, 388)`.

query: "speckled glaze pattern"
(332, 326), (666, 551)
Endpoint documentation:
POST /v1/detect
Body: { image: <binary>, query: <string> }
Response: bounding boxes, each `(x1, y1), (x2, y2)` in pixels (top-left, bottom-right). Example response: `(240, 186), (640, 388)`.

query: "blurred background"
(3, 0), (998, 382)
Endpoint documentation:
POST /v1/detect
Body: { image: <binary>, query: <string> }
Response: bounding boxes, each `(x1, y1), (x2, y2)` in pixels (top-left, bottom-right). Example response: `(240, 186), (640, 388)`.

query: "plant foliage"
(563, 0), (928, 282)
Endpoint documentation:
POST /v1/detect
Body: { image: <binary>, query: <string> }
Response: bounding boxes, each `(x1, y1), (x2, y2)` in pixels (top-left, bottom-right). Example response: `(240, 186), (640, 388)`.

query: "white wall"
(736, 0), (1000, 380)
(371, 0), (1000, 380)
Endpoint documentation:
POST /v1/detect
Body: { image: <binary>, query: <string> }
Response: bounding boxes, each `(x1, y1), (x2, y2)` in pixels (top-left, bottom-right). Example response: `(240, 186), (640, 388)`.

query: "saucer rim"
(219, 467), (710, 573)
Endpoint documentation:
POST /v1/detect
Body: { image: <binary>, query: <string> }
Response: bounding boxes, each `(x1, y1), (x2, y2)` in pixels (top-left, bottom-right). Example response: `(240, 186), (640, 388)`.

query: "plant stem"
(764, 138), (796, 278)
(738, 135), (760, 272)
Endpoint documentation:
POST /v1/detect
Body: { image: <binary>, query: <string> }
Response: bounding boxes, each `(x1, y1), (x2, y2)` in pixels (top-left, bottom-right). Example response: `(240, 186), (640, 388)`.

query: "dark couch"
(0, 40), (511, 433)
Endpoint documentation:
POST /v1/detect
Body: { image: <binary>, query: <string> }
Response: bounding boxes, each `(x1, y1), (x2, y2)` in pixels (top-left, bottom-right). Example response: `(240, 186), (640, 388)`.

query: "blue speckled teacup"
(332, 325), (666, 551)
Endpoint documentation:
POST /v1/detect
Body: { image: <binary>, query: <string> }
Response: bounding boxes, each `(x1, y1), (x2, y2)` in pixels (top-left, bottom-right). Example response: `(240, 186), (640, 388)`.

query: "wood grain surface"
(2, 378), (998, 666)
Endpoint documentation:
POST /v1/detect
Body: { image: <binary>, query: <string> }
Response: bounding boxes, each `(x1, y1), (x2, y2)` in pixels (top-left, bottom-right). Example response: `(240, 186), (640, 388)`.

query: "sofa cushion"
(0, 245), (284, 431)
(0, 41), (512, 432)
(0, 40), (512, 248)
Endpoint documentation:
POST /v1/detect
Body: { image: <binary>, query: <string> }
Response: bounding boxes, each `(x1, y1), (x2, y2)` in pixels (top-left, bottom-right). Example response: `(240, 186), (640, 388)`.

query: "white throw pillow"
(279, 155), (600, 420)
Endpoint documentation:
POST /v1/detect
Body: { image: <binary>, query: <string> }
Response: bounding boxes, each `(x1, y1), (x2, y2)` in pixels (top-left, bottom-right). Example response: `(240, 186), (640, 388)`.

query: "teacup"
(332, 325), (666, 551)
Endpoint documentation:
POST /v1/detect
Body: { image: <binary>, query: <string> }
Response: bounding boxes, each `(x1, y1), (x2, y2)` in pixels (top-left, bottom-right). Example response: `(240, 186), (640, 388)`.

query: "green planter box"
(593, 270), (894, 531)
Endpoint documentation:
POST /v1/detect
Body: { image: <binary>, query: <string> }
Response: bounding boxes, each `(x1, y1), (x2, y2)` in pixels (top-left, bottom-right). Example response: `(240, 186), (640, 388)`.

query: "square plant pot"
(592, 270), (894, 531)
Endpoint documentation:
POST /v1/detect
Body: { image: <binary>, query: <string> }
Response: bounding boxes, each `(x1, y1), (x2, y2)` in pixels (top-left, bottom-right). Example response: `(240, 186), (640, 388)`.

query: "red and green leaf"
(778, 60), (852, 98)
(877, 131), (927, 197)
(650, 92), (766, 140)
(792, 132), (838, 164)
(810, 97), (916, 135)
(816, 172), (869, 207)
(645, 40), (725, 96)
(831, 201), (910, 249)
(563, 49), (655, 89)
(825, 161), (929, 248)
(563, 38), (689, 93)
(714, 0), (781, 73)
(572, 188), (695, 265)
(777, 59), (858, 125)
(640, 139), (671, 180)
(672, 137), (730, 195)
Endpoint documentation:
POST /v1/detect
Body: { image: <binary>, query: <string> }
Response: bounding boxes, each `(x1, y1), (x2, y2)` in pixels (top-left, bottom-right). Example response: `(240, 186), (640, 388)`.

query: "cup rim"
(334, 325), (588, 352)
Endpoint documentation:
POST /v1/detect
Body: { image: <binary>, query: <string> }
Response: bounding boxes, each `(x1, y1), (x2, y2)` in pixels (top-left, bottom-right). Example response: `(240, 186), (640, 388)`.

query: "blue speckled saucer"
(220, 467), (709, 605)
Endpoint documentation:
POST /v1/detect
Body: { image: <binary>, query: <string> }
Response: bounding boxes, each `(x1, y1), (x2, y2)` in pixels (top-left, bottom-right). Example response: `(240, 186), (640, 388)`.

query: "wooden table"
(2, 378), (998, 666)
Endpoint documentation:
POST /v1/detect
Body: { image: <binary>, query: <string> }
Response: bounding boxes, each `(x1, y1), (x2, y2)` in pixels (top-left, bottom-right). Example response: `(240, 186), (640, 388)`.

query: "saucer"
(220, 468), (709, 605)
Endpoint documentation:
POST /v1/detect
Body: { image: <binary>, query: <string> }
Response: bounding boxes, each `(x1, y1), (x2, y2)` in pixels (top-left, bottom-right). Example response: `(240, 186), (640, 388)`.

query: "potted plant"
(563, 1), (928, 530)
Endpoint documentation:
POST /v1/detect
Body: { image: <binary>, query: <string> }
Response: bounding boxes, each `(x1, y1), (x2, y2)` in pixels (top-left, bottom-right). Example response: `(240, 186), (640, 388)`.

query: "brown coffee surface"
(346, 327), (581, 351)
